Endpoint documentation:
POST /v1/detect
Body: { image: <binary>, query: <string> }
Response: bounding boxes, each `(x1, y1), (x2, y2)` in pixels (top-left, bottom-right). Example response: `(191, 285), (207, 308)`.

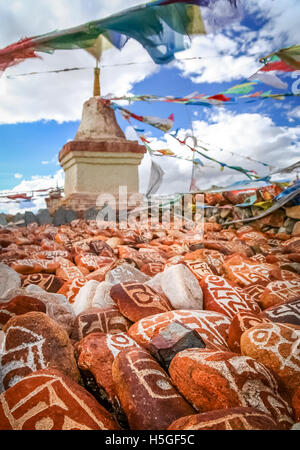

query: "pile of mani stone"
(0, 217), (299, 430)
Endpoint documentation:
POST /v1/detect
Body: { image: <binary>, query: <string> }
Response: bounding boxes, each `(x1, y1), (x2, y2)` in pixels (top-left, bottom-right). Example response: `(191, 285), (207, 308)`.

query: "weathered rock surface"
(0, 312), (80, 391)
(112, 347), (195, 430)
(0, 369), (119, 430)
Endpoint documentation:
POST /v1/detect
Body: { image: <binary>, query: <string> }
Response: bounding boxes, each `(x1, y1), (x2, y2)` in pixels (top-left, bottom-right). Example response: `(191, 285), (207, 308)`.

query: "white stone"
(0, 263), (21, 300)
(72, 280), (99, 316)
(24, 285), (75, 335)
(145, 272), (165, 297)
(291, 422), (300, 430)
(0, 331), (5, 353)
(159, 264), (203, 310)
(92, 281), (116, 309)
(105, 263), (150, 284)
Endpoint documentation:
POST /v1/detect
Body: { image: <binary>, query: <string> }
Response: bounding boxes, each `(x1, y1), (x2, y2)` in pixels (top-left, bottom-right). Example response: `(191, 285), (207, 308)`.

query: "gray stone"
(13, 213), (24, 223)
(291, 422), (300, 430)
(65, 209), (78, 223)
(24, 211), (38, 225)
(84, 207), (99, 221)
(0, 214), (6, 226)
(53, 207), (75, 226)
(148, 321), (206, 370)
(37, 209), (53, 225)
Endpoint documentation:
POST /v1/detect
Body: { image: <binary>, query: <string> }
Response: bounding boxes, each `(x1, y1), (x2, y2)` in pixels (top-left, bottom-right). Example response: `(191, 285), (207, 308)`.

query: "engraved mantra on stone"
(134, 311), (230, 349)
(78, 311), (129, 339)
(176, 350), (293, 424)
(106, 333), (139, 359)
(204, 275), (255, 316)
(246, 324), (300, 372)
(126, 350), (179, 400)
(0, 326), (46, 391)
(0, 372), (109, 430)
(123, 283), (169, 309)
(230, 262), (271, 285)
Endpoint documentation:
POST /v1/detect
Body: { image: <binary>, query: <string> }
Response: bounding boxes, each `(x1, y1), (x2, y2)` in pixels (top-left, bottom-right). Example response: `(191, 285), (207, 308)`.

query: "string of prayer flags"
(260, 45), (300, 70)
(113, 103), (175, 132)
(0, 0), (242, 73)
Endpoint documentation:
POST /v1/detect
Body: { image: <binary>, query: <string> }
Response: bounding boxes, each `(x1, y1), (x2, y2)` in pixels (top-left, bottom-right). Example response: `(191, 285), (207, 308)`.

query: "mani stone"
(148, 321), (206, 370)
(76, 332), (140, 406)
(200, 274), (261, 320)
(110, 282), (172, 323)
(168, 348), (294, 430)
(21, 273), (64, 293)
(71, 307), (131, 341)
(111, 347), (195, 430)
(240, 322), (300, 393)
(0, 312), (80, 392)
(36, 209), (53, 225)
(260, 298), (300, 326)
(0, 369), (119, 430)
(0, 263), (21, 299)
(24, 211), (38, 225)
(0, 295), (47, 328)
(167, 407), (282, 430)
(227, 311), (270, 354)
(129, 310), (231, 352)
(292, 386), (300, 422)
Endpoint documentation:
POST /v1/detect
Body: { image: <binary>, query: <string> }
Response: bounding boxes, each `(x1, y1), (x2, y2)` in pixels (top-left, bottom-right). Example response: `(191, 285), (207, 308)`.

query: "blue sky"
(0, 0), (299, 213)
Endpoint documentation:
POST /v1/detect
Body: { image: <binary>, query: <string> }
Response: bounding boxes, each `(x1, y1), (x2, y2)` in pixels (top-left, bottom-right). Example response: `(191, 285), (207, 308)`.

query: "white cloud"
(288, 106), (300, 122)
(138, 109), (300, 193)
(0, 0), (158, 124)
(0, 169), (64, 214)
(14, 173), (23, 179)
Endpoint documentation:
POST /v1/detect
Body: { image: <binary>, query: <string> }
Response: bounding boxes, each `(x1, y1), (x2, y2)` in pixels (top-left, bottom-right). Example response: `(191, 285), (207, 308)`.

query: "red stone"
(57, 277), (86, 304)
(259, 279), (300, 309)
(223, 254), (277, 287)
(21, 273), (64, 293)
(1, 312), (80, 391)
(56, 258), (87, 281)
(129, 310), (231, 351)
(240, 322), (300, 394)
(227, 311), (270, 353)
(112, 347), (195, 430)
(184, 260), (214, 282)
(0, 295), (46, 327)
(76, 332), (140, 404)
(203, 240), (254, 257)
(71, 307), (132, 341)
(168, 407), (282, 430)
(292, 386), (300, 422)
(140, 262), (165, 277)
(282, 237), (300, 254)
(260, 298), (300, 326)
(0, 369), (119, 430)
(11, 259), (59, 275)
(201, 275), (261, 319)
(74, 254), (115, 272)
(110, 282), (172, 322)
(168, 348), (294, 429)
